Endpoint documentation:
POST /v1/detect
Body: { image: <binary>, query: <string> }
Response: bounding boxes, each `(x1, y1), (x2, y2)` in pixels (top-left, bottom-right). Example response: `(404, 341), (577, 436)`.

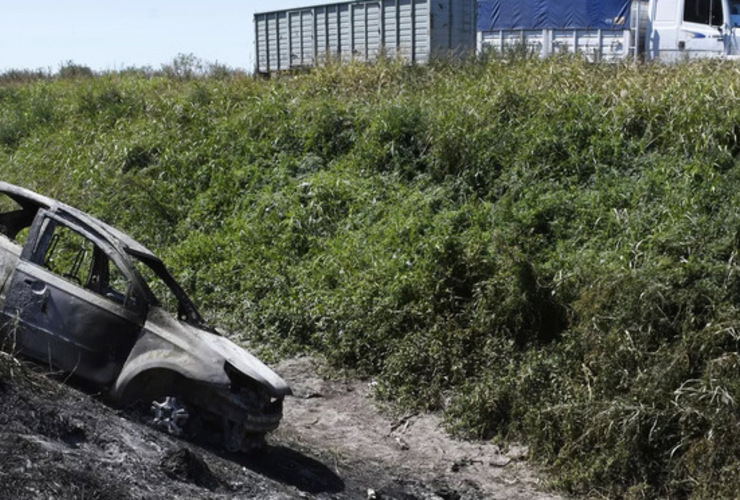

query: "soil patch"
(0, 352), (561, 499)
(274, 356), (562, 500)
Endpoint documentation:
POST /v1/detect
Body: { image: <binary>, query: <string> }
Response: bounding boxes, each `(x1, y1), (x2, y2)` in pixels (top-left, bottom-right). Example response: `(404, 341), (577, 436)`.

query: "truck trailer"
(478, 0), (740, 62)
(254, 0), (477, 74)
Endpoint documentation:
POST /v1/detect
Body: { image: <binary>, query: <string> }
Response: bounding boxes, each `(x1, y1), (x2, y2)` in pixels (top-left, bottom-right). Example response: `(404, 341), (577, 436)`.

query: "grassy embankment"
(2, 57), (740, 497)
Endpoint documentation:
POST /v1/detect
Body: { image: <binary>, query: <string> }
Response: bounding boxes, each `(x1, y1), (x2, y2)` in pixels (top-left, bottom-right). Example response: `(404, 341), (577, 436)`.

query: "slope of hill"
(0, 351), (556, 499)
(2, 56), (740, 496)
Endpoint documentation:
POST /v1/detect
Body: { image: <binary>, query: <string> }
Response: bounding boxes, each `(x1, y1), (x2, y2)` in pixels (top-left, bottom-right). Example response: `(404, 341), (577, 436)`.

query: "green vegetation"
(3, 55), (740, 497)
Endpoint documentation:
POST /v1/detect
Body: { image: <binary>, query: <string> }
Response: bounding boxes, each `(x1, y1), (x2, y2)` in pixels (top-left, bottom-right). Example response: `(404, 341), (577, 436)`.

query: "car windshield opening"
(128, 252), (206, 327)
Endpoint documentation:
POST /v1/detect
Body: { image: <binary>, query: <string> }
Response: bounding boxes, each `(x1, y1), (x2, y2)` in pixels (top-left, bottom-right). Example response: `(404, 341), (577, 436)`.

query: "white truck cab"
(648, 0), (740, 60)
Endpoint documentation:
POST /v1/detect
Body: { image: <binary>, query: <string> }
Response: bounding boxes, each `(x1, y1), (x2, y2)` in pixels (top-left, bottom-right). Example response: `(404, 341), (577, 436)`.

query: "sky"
(0, 1), (312, 73)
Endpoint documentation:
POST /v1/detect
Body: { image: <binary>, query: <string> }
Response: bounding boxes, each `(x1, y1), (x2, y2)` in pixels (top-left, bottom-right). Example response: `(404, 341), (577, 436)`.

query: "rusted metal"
(0, 181), (290, 451)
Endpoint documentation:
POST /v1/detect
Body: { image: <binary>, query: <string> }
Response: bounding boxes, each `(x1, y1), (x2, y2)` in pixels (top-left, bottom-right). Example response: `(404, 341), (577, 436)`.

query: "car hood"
(140, 307), (292, 397)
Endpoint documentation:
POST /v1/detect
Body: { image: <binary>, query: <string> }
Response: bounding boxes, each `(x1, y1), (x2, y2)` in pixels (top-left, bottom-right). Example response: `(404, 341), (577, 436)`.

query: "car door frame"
(2, 208), (149, 385)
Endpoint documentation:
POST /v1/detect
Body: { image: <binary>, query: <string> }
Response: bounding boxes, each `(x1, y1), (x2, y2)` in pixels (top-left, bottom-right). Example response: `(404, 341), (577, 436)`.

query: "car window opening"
(128, 252), (209, 330)
(0, 194), (35, 244)
(42, 222), (134, 307)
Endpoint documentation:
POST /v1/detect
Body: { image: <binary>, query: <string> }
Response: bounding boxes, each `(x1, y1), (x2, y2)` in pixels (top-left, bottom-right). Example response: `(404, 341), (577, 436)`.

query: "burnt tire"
(151, 396), (199, 437)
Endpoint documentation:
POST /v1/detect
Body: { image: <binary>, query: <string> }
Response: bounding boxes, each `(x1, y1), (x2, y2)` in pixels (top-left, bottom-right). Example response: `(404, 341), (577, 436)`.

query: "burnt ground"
(0, 352), (562, 499)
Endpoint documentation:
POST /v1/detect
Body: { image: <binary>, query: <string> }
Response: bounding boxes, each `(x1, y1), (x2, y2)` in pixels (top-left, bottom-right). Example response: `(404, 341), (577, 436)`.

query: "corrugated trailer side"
(255, 0), (476, 74)
(430, 0), (476, 58)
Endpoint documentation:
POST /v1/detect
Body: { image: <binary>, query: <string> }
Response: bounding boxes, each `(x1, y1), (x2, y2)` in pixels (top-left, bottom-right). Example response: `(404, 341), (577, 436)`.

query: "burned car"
(0, 181), (290, 451)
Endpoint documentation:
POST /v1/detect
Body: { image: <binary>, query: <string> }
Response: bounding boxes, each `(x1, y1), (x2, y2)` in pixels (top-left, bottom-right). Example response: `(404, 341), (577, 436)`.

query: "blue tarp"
(478, 0), (632, 31)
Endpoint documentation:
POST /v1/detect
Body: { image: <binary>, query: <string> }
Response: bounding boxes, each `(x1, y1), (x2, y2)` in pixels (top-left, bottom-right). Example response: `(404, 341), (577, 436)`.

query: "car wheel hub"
(151, 396), (189, 436)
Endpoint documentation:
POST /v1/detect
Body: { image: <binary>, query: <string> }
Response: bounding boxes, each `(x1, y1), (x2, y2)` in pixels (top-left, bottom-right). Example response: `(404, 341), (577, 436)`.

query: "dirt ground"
(0, 352), (563, 499)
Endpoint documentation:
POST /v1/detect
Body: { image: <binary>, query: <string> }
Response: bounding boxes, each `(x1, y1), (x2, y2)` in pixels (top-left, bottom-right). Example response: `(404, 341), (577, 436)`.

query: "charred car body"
(0, 182), (290, 451)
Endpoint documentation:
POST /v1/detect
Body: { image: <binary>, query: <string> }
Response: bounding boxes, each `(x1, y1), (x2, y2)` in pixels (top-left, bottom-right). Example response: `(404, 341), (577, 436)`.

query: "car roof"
(0, 181), (160, 262)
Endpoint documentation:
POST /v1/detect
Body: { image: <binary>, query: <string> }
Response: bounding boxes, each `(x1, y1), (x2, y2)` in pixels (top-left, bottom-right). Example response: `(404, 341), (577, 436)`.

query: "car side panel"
(3, 260), (141, 385)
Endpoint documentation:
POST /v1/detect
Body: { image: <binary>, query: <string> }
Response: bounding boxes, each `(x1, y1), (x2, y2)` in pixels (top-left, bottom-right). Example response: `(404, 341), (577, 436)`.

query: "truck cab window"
(684, 0), (724, 26)
(731, 0), (740, 26)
